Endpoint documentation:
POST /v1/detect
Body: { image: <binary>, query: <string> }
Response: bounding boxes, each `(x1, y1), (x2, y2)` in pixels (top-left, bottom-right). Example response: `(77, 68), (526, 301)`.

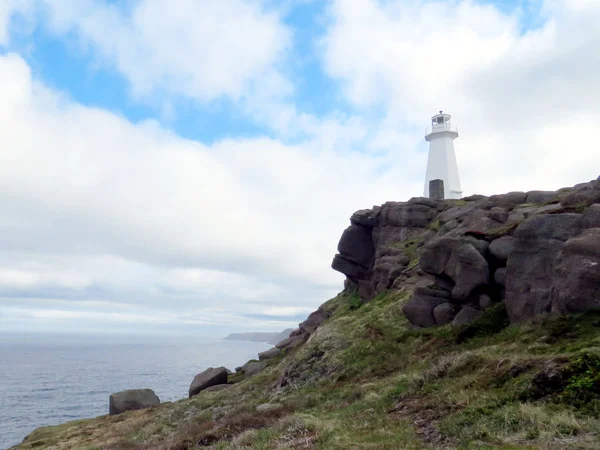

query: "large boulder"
(550, 229), (600, 314)
(276, 333), (309, 350)
(420, 238), (489, 301)
(337, 224), (375, 267)
(487, 192), (527, 210)
(433, 303), (457, 326)
(525, 190), (558, 204)
(331, 253), (368, 279)
(299, 309), (328, 334)
(513, 214), (583, 242)
(258, 347), (282, 361)
(438, 202), (480, 223)
(402, 287), (451, 328)
(350, 208), (380, 228)
(189, 367), (228, 398)
(451, 242), (489, 300)
(109, 389), (160, 415)
(420, 237), (456, 275)
(241, 360), (268, 376)
(504, 214), (583, 323)
(489, 236), (516, 261)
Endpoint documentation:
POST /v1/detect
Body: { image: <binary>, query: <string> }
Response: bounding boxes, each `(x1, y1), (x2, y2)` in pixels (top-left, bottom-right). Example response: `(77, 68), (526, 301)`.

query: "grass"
(14, 293), (600, 450)
(428, 219), (441, 232)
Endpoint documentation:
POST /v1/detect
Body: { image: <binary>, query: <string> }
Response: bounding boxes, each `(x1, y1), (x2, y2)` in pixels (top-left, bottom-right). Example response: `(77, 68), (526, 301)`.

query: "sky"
(0, 0), (599, 336)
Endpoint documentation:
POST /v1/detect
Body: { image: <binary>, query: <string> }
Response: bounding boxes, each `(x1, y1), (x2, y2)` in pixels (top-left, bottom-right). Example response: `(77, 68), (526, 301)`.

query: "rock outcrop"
(332, 176), (600, 327)
(109, 389), (160, 415)
(189, 367), (228, 398)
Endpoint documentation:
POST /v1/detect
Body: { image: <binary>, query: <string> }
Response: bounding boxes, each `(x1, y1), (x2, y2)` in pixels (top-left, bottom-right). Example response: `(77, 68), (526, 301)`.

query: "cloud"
(3, 0), (600, 334)
(0, 52), (416, 333)
(321, 0), (600, 194)
(39, 0), (292, 103)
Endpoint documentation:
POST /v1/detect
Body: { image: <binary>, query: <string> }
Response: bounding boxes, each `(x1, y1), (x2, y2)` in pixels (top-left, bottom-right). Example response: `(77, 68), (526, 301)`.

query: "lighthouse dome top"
(425, 110), (458, 141)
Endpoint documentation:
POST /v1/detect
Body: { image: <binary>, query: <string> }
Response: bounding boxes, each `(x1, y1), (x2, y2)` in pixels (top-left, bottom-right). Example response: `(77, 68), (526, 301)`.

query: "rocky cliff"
(13, 177), (600, 450)
(332, 176), (600, 327)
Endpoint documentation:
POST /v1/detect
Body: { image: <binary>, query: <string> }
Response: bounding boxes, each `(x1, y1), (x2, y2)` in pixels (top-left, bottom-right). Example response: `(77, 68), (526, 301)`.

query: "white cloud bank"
(0, 52), (407, 333)
(1, 0), (600, 333)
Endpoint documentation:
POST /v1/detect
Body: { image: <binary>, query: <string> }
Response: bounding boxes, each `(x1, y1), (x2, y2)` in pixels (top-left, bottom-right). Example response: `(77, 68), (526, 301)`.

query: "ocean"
(0, 333), (271, 450)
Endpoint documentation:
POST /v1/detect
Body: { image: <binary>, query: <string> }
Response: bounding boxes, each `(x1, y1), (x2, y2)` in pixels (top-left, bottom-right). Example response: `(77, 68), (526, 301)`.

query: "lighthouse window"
(436, 117), (444, 124)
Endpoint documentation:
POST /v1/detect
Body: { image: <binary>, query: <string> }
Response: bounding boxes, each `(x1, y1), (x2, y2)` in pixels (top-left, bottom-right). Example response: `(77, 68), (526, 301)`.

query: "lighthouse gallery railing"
(425, 123), (459, 135)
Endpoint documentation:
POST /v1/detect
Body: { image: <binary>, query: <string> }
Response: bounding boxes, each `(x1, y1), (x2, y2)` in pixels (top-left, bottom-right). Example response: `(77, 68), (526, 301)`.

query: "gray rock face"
(452, 306), (484, 327)
(331, 177), (600, 328)
(189, 367), (228, 398)
(299, 309), (328, 334)
(514, 214), (583, 242)
(380, 202), (436, 228)
(583, 204), (600, 228)
(402, 287), (451, 328)
(504, 214), (584, 323)
(489, 236), (516, 261)
(109, 389), (160, 415)
(550, 229), (600, 315)
(433, 303), (457, 325)
(242, 360), (268, 376)
(258, 347), (282, 361)
(561, 179), (600, 207)
(505, 237), (563, 322)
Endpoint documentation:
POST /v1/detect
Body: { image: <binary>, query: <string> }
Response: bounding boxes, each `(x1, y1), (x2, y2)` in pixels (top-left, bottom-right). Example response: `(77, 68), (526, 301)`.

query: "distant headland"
(223, 328), (294, 345)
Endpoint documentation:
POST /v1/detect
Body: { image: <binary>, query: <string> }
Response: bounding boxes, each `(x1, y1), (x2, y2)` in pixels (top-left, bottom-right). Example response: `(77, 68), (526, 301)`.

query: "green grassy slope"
(14, 289), (600, 450)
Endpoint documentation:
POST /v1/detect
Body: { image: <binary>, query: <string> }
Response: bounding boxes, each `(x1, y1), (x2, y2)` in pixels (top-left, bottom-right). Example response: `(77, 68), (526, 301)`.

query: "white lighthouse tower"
(423, 111), (462, 199)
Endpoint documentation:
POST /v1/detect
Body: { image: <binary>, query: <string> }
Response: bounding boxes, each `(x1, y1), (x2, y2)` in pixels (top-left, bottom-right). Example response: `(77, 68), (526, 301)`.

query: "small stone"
(452, 306), (484, 327)
(433, 303), (457, 326)
(494, 268), (507, 286)
(256, 403), (280, 412)
(479, 294), (493, 310)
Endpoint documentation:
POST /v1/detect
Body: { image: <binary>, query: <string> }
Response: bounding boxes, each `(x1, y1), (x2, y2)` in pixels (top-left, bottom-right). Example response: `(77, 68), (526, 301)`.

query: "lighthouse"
(423, 111), (462, 199)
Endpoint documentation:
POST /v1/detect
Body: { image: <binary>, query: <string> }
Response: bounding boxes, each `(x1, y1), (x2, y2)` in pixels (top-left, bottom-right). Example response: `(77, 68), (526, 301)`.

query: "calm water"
(0, 333), (271, 449)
